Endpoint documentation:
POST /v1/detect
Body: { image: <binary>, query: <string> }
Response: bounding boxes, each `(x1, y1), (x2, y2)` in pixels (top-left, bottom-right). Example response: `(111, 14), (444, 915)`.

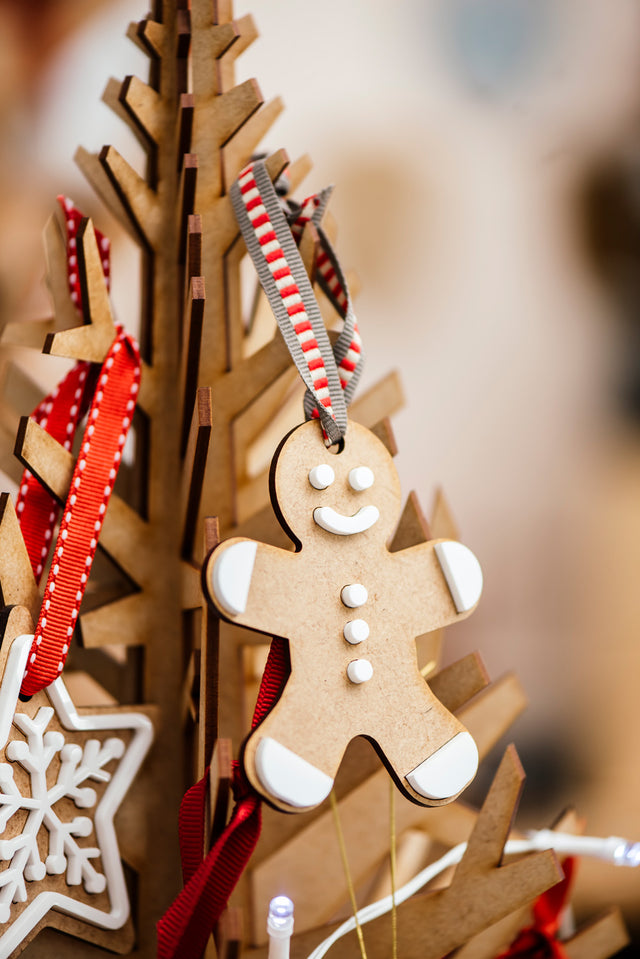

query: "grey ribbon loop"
(304, 213), (361, 411)
(231, 160), (361, 445)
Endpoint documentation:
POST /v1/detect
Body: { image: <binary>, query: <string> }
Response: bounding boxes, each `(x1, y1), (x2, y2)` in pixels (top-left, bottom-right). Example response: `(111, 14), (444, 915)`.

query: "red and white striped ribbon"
(291, 192), (363, 406)
(231, 160), (362, 446)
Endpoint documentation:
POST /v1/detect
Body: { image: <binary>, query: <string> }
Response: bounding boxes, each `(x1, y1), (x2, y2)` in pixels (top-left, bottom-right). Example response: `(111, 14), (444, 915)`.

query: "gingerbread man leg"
(374, 685), (479, 803)
(243, 683), (349, 811)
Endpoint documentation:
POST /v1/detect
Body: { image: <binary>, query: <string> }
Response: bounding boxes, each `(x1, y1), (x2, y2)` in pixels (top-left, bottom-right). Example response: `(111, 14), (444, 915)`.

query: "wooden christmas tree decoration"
(0, 2), (402, 955)
(0, 2), (633, 957)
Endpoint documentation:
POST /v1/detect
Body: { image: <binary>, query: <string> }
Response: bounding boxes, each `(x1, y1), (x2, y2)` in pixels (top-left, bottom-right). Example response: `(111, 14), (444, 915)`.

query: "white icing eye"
(309, 464), (335, 490)
(348, 466), (374, 491)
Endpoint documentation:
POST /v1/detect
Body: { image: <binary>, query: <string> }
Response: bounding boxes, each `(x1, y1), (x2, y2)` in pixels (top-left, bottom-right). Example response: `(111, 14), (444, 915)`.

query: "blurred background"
(1, 0), (640, 938)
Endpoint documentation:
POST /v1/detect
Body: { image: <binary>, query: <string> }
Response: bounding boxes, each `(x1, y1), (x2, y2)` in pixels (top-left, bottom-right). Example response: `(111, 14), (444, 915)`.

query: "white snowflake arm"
(0, 707), (126, 912)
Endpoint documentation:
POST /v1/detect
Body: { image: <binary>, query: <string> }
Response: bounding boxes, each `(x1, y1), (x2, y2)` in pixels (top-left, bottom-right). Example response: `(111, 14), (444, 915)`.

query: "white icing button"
(308, 464), (335, 490)
(348, 466), (374, 491)
(347, 659), (373, 684)
(343, 620), (369, 645)
(341, 584), (368, 608)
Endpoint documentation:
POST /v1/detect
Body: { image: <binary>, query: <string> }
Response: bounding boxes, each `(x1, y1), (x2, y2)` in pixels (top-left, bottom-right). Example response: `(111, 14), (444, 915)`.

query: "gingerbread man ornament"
(204, 419), (483, 812)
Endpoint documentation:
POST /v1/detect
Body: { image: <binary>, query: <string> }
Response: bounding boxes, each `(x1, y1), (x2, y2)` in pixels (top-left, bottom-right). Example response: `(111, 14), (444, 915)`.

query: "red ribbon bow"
(498, 858), (576, 959)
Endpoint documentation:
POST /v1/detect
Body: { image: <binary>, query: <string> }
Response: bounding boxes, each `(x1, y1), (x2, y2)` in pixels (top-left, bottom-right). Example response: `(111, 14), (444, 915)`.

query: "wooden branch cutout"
(44, 218), (117, 363)
(453, 809), (630, 959)
(181, 387), (213, 561)
(291, 748), (561, 959)
(215, 907), (243, 959)
(13, 415), (201, 654)
(198, 517), (222, 777)
(206, 738), (233, 850)
(1, 215), (78, 352)
(0, 494), (39, 620)
(249, 670), (526, 943)
(565, 909), (629, 959)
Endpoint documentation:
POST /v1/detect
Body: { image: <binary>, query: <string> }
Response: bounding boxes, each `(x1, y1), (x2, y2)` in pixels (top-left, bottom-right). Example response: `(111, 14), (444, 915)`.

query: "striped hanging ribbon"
(230, 159), (363, 446)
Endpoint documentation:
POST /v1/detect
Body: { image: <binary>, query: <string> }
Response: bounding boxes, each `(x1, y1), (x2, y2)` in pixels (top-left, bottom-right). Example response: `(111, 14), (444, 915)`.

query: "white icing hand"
(210, 541), (257, 615)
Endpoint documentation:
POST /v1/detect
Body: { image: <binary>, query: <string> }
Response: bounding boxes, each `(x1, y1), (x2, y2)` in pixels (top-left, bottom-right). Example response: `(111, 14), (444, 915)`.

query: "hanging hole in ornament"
(327, 437), (345, 455)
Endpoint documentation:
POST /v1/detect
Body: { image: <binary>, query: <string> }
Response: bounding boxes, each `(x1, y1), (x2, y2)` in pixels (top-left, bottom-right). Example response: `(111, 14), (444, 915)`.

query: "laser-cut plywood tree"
(0, 2), (632, 958)
(0, 2), (403, 955)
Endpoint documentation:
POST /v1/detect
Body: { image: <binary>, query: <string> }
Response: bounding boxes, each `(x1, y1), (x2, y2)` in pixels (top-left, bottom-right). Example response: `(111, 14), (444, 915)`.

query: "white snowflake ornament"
(0, 632), (153, 957)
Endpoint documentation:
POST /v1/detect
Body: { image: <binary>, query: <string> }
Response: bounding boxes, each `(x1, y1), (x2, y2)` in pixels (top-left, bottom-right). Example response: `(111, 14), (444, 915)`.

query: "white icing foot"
(434, 542), (483, 613)
(405, 732), (478, 800)
(210, 541), (257, 616)
(254, 737), (334, 808)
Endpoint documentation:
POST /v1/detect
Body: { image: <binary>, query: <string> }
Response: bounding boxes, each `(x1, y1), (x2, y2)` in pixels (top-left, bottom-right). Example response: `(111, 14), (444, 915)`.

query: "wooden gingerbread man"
(204, 420), (483, 811)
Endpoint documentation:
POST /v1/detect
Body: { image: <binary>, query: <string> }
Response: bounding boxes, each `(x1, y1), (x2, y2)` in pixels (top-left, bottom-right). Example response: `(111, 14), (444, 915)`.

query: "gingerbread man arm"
(203, 537), (301, 638)
(395, 539), (484, 632)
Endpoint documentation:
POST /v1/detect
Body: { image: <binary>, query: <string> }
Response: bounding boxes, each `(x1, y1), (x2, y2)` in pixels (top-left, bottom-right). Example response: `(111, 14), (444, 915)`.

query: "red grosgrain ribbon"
(16, 362), (93, 582)
(20, 328), (140, 696)
(230, 159), (362, 447)
(157, 637), (290, 959)
(497, 858), (576, 959)
(58, 195), (111, 305)
(17, 198), (111, 582)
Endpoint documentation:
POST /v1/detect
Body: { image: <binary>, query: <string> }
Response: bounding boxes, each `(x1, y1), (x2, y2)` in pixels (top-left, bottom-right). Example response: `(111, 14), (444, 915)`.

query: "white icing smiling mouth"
(313, 505), (380, 536)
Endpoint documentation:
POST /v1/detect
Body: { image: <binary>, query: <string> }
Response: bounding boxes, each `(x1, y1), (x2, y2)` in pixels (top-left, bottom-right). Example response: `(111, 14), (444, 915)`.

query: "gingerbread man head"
(271, 419), (403, 550)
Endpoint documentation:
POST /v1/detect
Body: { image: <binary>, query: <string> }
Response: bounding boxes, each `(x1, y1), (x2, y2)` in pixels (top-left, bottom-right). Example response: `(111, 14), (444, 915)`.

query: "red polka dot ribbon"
(16, 197), (140, 697)
(16, 362), (93, 583)
(16, 197), (110, 583)
(20, 328), (140, 697)
(58, 194), (111, 303)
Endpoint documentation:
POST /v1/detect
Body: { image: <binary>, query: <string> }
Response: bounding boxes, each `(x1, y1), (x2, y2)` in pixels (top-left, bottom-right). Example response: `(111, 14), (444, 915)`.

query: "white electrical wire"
(305, 832), (640, 959)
